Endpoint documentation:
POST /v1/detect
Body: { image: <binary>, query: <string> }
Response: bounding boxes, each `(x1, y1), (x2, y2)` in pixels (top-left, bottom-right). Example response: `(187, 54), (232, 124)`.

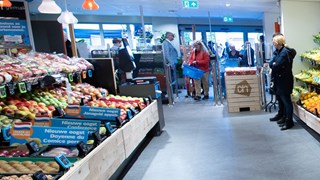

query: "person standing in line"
(259, 35), (266, 63)
(188, 40), (210, 101)
(269, 34), (296, 130)
(227, 44), (241, 59)
(240, 41), (255, 67)
(163, 32), (178, 69)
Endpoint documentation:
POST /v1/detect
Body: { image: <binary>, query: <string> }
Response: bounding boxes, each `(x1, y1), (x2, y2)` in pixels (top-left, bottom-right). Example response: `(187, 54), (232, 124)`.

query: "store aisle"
(123, 96), (320, 180)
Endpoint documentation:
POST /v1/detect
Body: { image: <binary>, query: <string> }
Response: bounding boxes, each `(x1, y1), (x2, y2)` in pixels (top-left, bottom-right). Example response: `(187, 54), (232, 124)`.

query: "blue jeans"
(278, 94), (293, 119)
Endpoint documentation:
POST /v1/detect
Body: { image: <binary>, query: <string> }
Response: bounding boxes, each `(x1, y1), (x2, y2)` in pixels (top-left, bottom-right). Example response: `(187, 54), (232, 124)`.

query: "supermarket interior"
(0, 0), (320, 180)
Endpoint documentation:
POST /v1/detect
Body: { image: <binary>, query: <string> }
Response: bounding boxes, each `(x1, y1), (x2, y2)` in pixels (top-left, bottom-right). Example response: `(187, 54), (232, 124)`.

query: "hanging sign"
(182, 0), (199, 9)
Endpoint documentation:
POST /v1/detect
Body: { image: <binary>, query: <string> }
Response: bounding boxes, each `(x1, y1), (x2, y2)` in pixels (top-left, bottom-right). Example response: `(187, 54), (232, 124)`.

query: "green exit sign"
(182, 0), (199, 9)
(223, 16), (234, 22)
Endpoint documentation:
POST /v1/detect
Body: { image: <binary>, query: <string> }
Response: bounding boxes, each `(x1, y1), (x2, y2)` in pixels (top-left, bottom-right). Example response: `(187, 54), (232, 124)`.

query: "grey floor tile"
(124, 90), (320, 180)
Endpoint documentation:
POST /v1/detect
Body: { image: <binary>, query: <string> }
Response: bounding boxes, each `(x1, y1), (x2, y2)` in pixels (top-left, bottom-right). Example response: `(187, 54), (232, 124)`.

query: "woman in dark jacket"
(269, 34), (296, 130)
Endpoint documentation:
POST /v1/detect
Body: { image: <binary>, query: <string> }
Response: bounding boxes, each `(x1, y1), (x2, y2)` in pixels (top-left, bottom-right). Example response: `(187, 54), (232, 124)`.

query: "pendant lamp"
(57, 0), (78, 24)
(0, 0), (12, 8)
(38, 0), (61, 14)
(82, 0), (99, 10)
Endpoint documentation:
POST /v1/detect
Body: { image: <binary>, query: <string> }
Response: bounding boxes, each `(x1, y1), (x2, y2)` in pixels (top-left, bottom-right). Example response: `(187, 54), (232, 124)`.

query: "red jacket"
(189, 50), (210, 72)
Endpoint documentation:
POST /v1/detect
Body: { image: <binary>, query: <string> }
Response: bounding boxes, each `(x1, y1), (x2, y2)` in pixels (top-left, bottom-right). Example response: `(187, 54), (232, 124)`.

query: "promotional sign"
(51, 118), (100, 134)
(64, 105), (121, 120)
(0, 1), (31, 47)
(10, 123), (88, 146)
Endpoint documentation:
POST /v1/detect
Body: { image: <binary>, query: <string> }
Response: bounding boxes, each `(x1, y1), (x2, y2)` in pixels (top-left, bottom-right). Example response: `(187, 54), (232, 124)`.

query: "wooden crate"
(296, 105), (306, 123)
(59, 129), (126, 180)
(225, 74), (261, 112)
(59, 101), (159, 180)
(122, 101), (159, 157)
(304, 111), (320, 134)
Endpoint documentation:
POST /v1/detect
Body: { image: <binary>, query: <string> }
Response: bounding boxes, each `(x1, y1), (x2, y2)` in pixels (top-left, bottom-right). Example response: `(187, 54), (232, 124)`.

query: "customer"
(240, 41), (255, 67)
(188, 40), (210, 101)
(163, 32), (178, 69)
(227, 44), (241, 59)
(269, 34), (296, 130)
(110, 38), (122, 51)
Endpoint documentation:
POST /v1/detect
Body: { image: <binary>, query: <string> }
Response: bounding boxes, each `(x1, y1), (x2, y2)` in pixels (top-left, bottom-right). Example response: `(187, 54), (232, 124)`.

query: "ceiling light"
(82, 0), (99, 10)
(38, 0), (62, 14)
(57, 10), (78, 24)
(226, 3), (231, 7)
(57, 0), (78, 24)
(0, 0), (12, 8)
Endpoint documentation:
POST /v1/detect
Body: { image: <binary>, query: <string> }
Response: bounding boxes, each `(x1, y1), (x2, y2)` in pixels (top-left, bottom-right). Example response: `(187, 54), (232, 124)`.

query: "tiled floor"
(123, 94), (320, 180)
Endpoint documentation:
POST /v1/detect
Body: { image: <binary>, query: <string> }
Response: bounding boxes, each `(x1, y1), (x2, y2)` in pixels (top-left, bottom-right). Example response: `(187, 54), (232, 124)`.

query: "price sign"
(18, 82), (27, 93)
(127, 110), (133, 120)
(68, 73), (74, 82)
(39, 80), (45, 88)
(87, 70), (93, 78)
(7, 83), (15, 95)
(26, 82), (32, 91)
(32, 171), (48, 180)
(76, 72), (81, 82)
(55, 154), (72, 169)
(0, 85), (7, 98)
(82, 71), (87, 79)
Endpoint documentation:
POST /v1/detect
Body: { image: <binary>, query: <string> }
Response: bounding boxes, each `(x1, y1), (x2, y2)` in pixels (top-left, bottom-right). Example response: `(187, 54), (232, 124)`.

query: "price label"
(18, 82), (27, 93)
(0, 85), (7, 98)
(75, 72), (81, 82)
(26, 82), (32, 91)
(105, 122), (116, 135)
(82, 71), (87, 79)
(7, 83), (15, 95)
(55, 154), (72, 169)
(127, 110), (133, 120)
(88, 70), (93, 78)
(32, 171), (47, 180)
(68, 73), (74, 82)
(39, 80), (45, 88)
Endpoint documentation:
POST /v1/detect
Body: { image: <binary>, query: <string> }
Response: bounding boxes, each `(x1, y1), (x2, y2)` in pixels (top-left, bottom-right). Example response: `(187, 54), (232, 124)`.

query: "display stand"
(59, 101), (159, 180)
(225, 72), (261, 112)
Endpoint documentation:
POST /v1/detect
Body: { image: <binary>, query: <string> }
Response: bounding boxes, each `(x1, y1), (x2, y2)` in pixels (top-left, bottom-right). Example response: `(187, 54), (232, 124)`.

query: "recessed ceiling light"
(226, 3), (231, 7)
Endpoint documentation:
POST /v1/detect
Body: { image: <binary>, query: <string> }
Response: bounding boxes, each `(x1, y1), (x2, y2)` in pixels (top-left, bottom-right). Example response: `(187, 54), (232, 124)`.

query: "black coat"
(269, 46), (296, 95)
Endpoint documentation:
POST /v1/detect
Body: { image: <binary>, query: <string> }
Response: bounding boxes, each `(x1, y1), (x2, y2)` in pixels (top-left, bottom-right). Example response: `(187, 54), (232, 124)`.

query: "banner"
(0, 1), (31, 47)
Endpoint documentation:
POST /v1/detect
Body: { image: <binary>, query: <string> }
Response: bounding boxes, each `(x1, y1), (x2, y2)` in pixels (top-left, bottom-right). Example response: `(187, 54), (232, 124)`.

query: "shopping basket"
(183, 64), (205, 80)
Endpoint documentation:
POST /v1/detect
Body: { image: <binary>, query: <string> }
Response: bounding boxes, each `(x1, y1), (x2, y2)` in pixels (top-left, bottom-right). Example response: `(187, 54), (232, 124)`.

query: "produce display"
(300, 49), (320, 62)
(298, 91), (320, 113)
(0, 149), (29, 158)
(0, 160), (59, 174)
(291, 86), (307, 102)
(0, 51), (152, 179)
(0, 174), (53, 180)
(0, 52), (93, 84)
(225, 67), (257, 76)
(294, 69), (320, 84)
(41, 147), (78, 158)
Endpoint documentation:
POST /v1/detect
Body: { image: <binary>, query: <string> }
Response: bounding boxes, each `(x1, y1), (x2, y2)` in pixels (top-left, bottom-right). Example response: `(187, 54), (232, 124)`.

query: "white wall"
(263, 12), (280, 59)
(152, 17), (180, 55)
(281, 0), (320, 75)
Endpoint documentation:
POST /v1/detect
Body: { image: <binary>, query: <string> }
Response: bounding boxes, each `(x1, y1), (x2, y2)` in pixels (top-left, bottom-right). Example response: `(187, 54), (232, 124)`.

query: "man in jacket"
(163, 32), (178, 69)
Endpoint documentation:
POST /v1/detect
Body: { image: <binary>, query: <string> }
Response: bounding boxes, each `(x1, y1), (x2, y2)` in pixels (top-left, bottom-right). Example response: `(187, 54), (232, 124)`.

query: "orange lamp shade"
(0, 0), (12, 8)
(82, 0), (99, 10)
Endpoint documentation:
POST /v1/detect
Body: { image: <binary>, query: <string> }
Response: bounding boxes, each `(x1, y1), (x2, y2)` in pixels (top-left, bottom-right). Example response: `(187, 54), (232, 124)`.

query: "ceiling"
(27, 0), (280, 20)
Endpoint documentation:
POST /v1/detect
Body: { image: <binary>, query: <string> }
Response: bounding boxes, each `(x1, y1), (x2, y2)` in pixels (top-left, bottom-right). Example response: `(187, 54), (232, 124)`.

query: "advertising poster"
(0, 1), (31, 47)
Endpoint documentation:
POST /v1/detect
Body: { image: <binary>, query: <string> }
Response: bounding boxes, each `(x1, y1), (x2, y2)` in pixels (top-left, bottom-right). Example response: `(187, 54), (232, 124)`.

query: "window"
(183, 32), (202, 45)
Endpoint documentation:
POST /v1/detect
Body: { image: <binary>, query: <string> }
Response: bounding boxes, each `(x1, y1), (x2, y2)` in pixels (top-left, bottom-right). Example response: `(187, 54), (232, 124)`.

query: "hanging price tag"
(82, 71), (87, 79)
(68, 73), (74, 82)
(87, 70), (93, 78)
(0, 85), (7, 98)
(26, 82), (32, 91)
(7, 83), (15, 95)
(18, 82), (27, 93)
